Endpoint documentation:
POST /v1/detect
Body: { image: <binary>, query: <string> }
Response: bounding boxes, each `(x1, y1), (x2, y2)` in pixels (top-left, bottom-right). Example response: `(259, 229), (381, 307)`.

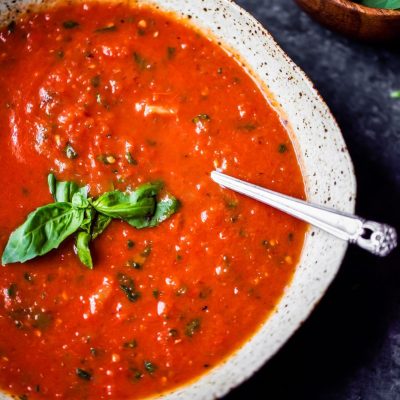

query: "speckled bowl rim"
(0, 1), (357, 399)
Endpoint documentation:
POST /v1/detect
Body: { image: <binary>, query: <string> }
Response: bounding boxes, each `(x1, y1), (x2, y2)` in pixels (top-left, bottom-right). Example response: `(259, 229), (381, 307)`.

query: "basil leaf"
(2, 203), (84, 264)
(118, 273), (140, 302)
(48, 173), (87, 203)
(54, 181), (80, 203)
(360, 0), (400, 9)
(80, 207), (96, 233)
(72, 192), (89, 209)
(129, 181), (163, 202)
(127, 196), (180, 229)
(48, 173), (56, 198)
(92, 191), (155, 219)
(92, 213), (112, 239)
(76, 232), (93, 269)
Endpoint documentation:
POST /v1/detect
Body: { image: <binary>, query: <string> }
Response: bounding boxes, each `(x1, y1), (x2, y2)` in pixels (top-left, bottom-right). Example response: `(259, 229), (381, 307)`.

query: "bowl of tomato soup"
(0, 0), (355, 399)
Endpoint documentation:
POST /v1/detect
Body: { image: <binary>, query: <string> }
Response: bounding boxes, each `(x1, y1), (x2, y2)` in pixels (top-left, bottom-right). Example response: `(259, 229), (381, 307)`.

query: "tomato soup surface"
(0, 2), (306, 399)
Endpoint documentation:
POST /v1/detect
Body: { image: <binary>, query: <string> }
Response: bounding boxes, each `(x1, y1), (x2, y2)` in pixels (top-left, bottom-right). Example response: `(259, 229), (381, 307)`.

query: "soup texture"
(0, 2), (306, 399)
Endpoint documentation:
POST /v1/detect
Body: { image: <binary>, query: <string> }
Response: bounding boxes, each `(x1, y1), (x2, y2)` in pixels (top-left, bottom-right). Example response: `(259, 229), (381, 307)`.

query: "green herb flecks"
(169, 328), (179, 338)
(144, 360), (157, 374)
(123, 339), (137, 349)
(261, 240), (270, 249)
(7, 21), (16, 34)
(96, 93), (102, 105)
(23, 272), (34, 283)
(130, 368), (143, 381)
(56, 50), (64, 59)
(95, 24), (117, 33)
(278, 143), (288, 154)
(199, 287), (212, 299)
(224, 197), (238, 209)
(146, 139), (157, 147)
(76, 368), (92, 381)
(192, 114), (210, 124)
(176, 286), (187, 296)
(7, 283), (17, 298)
(63, 20), (80, 29)
(127, 260), (142, 270)
(118, 273), (140, 302)
(97, 154), (116, 165)
(141, 244), (152, 257)
(125, 151), (138, 165)
(95, 94), (111, 110)
(133, 52), (151, 70)
(185, 318), (201, 337)
(2, 175), (180, 269)
(91, 75), (101, 88)
(167, 47), (176, 59)
(32, 310), (52, 330)
(237, 123), (257, 131)
(90, 348), (99, 357)
(65, 143), (78, 159)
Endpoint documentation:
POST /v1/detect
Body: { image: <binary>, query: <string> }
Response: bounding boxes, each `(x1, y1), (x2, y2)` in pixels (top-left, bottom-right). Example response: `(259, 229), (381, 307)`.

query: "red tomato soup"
(0, 2), (307, 399)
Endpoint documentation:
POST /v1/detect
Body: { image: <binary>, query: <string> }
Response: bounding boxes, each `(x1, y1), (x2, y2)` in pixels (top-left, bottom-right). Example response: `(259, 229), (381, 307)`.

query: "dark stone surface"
(223, 1), (400, 399)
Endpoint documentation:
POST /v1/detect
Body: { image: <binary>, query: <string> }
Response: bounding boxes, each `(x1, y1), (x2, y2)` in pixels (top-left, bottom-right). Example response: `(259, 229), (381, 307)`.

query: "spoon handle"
(211, 171), (397, 257)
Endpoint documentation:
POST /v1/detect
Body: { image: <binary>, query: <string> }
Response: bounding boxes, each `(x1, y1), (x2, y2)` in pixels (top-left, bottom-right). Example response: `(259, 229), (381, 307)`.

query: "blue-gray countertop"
(224, 1), (400, 399)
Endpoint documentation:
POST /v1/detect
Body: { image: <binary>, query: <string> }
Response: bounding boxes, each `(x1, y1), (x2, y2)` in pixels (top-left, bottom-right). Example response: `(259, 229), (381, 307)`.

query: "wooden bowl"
(295, 0), (400, 42)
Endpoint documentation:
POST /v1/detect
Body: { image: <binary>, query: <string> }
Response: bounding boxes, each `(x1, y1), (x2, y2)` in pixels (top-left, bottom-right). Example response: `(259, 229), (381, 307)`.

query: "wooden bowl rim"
(327, 0), (400, 17)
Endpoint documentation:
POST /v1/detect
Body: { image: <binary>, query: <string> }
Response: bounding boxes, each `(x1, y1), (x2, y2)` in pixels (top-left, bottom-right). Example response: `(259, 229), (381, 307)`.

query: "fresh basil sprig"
(391, 90), (400, 99)
(2, 174), (180, 269)
(359, 0), (400, 9)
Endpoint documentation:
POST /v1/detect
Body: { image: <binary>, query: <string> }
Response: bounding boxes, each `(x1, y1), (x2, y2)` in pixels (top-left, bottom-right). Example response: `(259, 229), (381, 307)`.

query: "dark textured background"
(223, 1), (400, 399)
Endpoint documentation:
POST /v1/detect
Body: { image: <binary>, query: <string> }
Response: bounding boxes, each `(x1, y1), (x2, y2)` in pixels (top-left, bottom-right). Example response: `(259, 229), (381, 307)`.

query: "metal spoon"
(211, 171), (397, 257)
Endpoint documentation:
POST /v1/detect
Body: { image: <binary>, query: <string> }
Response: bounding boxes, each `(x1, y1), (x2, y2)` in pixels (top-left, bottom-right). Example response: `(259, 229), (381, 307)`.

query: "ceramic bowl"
(295, 0), (400, 42)
(0, 0), (356, 399)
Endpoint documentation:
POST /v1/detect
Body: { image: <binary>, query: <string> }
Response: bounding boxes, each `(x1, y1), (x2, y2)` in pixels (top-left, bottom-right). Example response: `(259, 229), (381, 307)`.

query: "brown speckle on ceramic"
(0, 1), (356, 399)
